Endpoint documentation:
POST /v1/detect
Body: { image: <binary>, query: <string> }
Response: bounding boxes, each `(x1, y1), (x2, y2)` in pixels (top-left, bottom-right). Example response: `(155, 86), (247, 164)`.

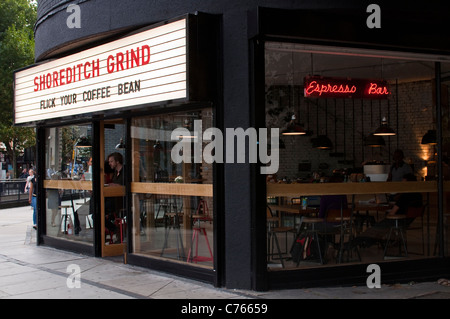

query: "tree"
(0, 0), (37, 177)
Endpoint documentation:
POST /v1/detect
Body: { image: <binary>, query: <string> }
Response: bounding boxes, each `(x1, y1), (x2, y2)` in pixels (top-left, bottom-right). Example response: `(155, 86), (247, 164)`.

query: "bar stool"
(114, 218), (126, 243)
(105, 227), (114, 244)
(293, 217), (324, 266)
(161, 212), (185, 260)
(328, 209), (361, 264)
(267, 215), (285, 268)
(187, 200), (213, 263)
(433, 212), (449, 256)
(384, 215), (408, 259)
(266, 205), (295, 268)
(59, 205), (72, 234)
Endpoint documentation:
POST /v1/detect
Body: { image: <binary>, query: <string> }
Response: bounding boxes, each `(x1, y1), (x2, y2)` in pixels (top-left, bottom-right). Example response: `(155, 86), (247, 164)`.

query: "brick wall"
(267, 80), (435, 180)
(104, 126), (125, 162)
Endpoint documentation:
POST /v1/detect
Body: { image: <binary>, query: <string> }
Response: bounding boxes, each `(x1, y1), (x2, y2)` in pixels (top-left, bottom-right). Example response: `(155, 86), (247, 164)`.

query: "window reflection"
(131, 109), (214, 267)
(44, 125), (93, 244)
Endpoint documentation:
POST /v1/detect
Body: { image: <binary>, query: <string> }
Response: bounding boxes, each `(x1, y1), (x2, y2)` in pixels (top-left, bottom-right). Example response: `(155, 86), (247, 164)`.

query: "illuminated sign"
(14, 18), (187, 125)
(304, 76), (390, 99)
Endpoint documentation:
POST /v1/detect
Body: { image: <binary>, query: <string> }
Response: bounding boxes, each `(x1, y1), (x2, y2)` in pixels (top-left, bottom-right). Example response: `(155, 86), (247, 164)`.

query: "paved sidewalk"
(1, 206), (449, 300)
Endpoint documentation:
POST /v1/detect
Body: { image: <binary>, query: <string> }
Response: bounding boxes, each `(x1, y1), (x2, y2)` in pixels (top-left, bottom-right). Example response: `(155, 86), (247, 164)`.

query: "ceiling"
(265, 42), (450, 86)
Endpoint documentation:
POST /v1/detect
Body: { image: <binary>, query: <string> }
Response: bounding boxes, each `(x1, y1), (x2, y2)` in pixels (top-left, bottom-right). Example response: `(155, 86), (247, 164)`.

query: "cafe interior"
(264, 42), (450, 270)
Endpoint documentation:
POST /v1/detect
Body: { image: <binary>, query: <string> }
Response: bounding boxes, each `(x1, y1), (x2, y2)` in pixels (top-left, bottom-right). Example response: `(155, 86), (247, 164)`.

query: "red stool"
(115, 218), (126, 243)
(105, 218), (126, 244)
(105, 228), (114, 244)
(187, 200), (213, 263)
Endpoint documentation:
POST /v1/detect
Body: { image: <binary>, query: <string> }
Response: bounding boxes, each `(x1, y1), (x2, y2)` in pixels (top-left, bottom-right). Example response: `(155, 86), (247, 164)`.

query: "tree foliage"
(0, 0), (37, 177)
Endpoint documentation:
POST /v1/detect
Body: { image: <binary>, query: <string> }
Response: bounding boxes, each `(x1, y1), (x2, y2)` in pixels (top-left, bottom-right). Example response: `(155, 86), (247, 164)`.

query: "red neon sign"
(304, 76), (390, 99)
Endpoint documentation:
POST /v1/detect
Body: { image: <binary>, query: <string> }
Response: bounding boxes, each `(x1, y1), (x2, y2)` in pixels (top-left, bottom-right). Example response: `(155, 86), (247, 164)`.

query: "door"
(100, 119), (127, 257)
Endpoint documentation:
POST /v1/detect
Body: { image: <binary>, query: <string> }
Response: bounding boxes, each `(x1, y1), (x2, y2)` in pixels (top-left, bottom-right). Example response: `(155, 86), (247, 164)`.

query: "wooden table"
(267, 181), (442, 197)
(269, 204), (319, 233)
(269, 204), (318, 215)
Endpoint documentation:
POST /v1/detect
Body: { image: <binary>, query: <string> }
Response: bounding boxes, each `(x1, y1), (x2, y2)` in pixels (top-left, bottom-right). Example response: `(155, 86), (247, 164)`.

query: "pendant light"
(282, 51), (306, 136)
(329, 99), (344, 157)
(373, 116), (396, 136)
(312, 100), (333, 149)
(75, 136), (91, 148)
(421, 129), (437, 145)
(281, 114), (306, 135)
(373, 61), (396, 137)
(313, 134), (333, 149)
(365, 100), (386, 147)
(365, 133), (386, 147)
(115, 138), (126, 150)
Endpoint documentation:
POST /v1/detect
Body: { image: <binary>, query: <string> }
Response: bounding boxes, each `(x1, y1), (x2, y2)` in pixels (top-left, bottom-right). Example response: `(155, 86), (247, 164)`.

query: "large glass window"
(265, 42), (450, 270)
(131, 108), (214, 268)
(44, 124), (93, 245)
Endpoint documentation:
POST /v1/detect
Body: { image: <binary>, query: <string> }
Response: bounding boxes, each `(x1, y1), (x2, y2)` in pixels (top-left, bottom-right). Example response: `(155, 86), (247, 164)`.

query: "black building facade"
(14, 0), (450, 291)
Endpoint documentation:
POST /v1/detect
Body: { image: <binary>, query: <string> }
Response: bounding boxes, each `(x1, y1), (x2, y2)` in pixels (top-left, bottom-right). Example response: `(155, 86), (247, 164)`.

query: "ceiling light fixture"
(282, 114), (306, 135)
(373, 117), (396, 136)
(364, 133), (386, 147)
(75, 136), (91, 148)
(115, 138), (126, 150)
(421, 129), (437, 145)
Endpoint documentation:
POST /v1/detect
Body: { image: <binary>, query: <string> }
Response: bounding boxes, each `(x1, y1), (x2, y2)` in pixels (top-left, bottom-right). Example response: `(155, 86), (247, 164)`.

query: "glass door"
(100, 119), (127, 257)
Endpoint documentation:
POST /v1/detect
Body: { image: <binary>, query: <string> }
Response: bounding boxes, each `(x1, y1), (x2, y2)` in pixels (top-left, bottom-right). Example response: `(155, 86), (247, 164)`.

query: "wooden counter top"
(269, 204), (318, 215)
(131, 182), (213, 197)
(267, 181), (445, 197)
(44, 179), (92, 191)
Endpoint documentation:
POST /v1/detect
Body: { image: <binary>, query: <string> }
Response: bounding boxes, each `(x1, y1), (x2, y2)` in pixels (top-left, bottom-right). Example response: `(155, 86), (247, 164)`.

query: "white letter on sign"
(366, 264), (381, 288)
(66, 264), (81, 288)
(366, 4), (381, 29)
(66, 4), (81, 29)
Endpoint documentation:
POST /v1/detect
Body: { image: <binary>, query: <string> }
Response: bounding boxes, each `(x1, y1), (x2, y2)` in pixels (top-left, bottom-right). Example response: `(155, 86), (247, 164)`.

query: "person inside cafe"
(310, 175), (350, 257)
(107, 152), (124, 186)
(104, 160), (114, 184)
(317, 194), (349, 232)
(316, 174), (349, 233)
(105, 152), (125, 239)
(82, 157), (93, 181)
(355, 173), (423, 247)
(387, 149), (413, 182)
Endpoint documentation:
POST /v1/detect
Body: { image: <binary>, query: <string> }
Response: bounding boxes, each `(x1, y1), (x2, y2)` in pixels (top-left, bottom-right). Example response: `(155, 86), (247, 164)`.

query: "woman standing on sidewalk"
(28, 175), (37, 229)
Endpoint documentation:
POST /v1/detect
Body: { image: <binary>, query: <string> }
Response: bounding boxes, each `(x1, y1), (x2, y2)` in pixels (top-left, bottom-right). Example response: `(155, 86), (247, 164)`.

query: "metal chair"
(292, 216), (325, 266)
(266, 205), (295, 268)
(384, 204), (427, 259)
(384, 215), (409, 259)
(404, 204), (427, 255)
(325, 208), (361, 263)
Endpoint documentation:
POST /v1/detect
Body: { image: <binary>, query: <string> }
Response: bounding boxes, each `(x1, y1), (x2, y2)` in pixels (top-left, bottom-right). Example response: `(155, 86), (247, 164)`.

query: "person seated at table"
(316, 194), (349, 229)
(354, 173), (422, 247)
(316, 173), (348, 228)
(387, 149), (413, 182)
(318, 195), (348, 224)
(308, 194), (350, 260)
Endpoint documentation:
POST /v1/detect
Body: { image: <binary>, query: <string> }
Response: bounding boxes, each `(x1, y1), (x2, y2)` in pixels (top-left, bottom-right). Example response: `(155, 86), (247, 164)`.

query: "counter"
(267, 181), (445, 197)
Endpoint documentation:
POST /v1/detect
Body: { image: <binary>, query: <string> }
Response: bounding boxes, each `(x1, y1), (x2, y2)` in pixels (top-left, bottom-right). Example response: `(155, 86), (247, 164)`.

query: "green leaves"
(0, 0), (37, 176)
(0, 0), (36, 120)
